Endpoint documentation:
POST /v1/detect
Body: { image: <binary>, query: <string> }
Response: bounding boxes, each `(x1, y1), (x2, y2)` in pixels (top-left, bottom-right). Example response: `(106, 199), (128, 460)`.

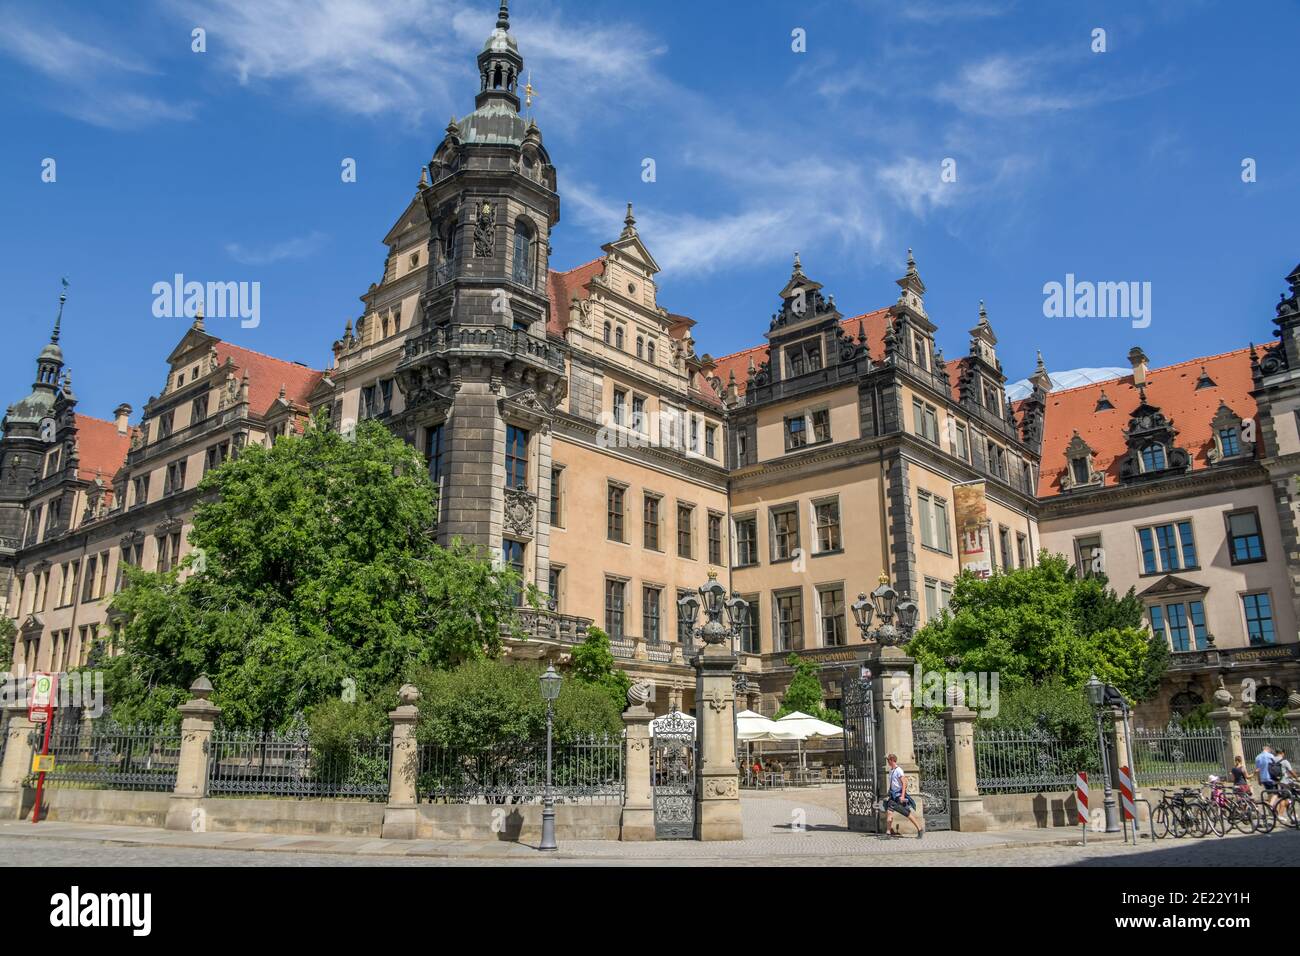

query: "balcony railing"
(402, 324), (565, 372)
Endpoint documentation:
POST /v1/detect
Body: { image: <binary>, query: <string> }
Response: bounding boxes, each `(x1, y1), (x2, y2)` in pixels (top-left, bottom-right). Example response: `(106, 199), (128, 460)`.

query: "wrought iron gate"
(842, 677), (878, 832)
(911, 716), (951, 831)
(652, 712), (696, 839)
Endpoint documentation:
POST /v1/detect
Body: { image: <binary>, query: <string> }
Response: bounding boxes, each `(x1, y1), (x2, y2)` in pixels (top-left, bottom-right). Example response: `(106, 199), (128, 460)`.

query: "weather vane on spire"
(524, 69), (538, 111)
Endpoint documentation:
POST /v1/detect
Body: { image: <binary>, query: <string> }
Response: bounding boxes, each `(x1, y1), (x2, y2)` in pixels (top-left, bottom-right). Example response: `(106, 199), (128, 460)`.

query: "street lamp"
(539, 663), (563, 851)
(852, 573), (919, 647)
(677, 570), (748, 649)
(1084, 674), (1120, 834)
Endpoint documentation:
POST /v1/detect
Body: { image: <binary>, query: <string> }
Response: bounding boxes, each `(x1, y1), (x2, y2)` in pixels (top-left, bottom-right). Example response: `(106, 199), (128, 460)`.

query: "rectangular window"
(999, 526), (1012, 572)
(818, 586), (846, 647)
(1137, 520), (1197, 573)
(923, 578), (953, 623)
(502, 538), (526, 606)
(158, 411), (174, 438)
(133, 476), (149, 507)
(1219, 427), (1241, 457)
(631, 394), (646, 433)
(190, 394), (209, 424)
(734, 516), (758, 567)
(1016, 532), (1028, 568)
(204, 441), (230, 475)
(604, 578), (626, 638)
(607, 484), (625, 542)
(814, 499), (841, 553)
(811, 409), (831, 444)
(786, 340), (821, 377)
(379, 379), (393, 414)
(918, 490), (935, 549)
(643, 495), (660, 550)
(426, 425), (446, 487)
(708, 512), (724, 565)
(775, 590), (803, 652)
(549, 466), (562, 527)
(1226, 509), (1265, 564)
(612, 389), (627, 427)
(505, 425), (529, 489)
(738, 593), (760, 654)
(771, 504), (799, 561)
(1075, 535), (1103, 576)
(1149, 599), (1209, 652)
(953, 421), (969, 461)
(785, 415), (807, 450)
(676, 588), (693, 644)
(81, 555), (98, 603)
(1242, 592), (1275, 646)
(705, 425), (717, 459)
(548, 566), (563, 611)
(164, 459), (187, 496)
(642, 586), (661, 642)
(677, 504), (695, 559)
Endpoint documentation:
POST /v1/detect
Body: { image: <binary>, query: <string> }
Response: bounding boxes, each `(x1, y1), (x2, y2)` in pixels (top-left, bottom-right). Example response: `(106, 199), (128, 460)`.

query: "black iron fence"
(37, 713), (180, 793)
(207, 722), (391, 802)
(417, 734), (623, 804)
(1130, 726), (1224, 788)
(974, 727), (1100, 794)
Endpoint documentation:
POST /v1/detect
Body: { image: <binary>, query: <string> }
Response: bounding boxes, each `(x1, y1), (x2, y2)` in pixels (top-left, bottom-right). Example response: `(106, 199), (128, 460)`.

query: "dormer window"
(1062, 430), (1101, 490)
(1070, 458), (1090, 485)
(911, 331), (930, 371)
(1095, 391), (1114, 412)
(785, 339), (822, 378)
(1195, 366), (1215, 389)
(1218, 427), (1241, 458)
(1140, 443), (1166, 472)
(1208, 403), (1252, 464)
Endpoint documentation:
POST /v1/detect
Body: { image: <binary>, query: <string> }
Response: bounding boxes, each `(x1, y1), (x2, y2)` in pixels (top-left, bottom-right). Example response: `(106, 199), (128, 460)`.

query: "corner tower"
(394, 0), (566, 591)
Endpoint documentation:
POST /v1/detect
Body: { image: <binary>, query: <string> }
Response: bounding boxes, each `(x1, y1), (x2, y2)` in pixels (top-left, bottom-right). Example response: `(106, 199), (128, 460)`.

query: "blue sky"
(0, 0), (1296, 421)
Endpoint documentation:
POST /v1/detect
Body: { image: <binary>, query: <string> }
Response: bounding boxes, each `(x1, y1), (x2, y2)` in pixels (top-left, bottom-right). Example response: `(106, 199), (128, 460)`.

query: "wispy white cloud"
(0, 9), (196, 128)
(225, 231), (328, 266)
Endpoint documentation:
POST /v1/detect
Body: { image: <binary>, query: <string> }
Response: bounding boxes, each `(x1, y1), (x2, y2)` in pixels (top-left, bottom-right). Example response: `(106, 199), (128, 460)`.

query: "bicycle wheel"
(1232, 799), (1259, 834)
(1255, 800), (1277, 834)
(1287, 800), (1299, 830)
(1187, 805), (1211, 838)
(1170, 805), (1189, 838)
(1151, 804), (1170, 839)
(1203, 803), (1227, 837)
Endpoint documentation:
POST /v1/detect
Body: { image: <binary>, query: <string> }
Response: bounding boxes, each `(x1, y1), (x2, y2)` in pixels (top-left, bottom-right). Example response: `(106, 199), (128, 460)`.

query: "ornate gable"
(1117, 388), (1191, 482)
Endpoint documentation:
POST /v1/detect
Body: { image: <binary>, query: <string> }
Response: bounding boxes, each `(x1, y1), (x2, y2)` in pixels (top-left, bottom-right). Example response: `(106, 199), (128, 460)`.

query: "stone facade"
(2, 4), (1297, 723)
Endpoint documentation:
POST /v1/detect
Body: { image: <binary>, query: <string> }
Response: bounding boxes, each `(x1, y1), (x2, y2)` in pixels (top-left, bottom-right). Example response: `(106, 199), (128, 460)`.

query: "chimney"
(113, 403), (132, 436)
(1128, 346), (1149, 387)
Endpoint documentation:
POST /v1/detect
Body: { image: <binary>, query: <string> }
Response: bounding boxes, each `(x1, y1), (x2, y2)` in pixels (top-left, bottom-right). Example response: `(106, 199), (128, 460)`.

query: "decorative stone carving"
(473, 200), (496, 257)
(503, 487), (536, 538)
(627, 680), (652, 708)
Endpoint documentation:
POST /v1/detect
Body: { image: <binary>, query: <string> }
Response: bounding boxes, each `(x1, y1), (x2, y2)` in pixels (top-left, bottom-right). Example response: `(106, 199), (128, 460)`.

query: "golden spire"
(524, 70), (537, 110)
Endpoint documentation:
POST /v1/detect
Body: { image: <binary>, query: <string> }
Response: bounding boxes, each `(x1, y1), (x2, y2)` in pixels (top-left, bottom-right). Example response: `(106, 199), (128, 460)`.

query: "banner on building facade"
(953, 479), (992, 579)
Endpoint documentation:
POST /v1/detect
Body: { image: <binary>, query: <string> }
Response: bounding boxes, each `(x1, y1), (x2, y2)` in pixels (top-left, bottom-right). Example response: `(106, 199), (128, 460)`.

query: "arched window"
(603, 322), (611, 344)
(512, 220), (533, 285)
(636, 336), (644, 359)
(647, 340), (656, 364)
(615, 326), (625, 350)
(493, 65), (503, 89)
(1140, 444), (1166, 472)
(1169, 690), (1203, 721)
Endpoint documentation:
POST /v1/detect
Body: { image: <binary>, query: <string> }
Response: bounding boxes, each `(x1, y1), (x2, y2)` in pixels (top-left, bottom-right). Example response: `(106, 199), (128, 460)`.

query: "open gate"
(652, 712), (696, 839)
(842, 677), (878, 832)
(912, 716), (951, 831)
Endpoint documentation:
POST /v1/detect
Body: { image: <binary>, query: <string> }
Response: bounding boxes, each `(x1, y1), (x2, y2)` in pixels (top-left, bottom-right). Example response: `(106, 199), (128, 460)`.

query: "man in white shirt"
(884, 753), (924, 839)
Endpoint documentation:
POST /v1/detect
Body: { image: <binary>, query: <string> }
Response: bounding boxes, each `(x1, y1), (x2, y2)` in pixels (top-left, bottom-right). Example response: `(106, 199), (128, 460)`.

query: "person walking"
(883, 753), (924, 839)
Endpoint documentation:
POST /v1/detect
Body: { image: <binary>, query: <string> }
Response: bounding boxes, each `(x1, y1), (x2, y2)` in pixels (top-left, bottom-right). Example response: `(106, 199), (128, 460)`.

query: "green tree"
(103, 416), (530, 728)
(413, 657), (622, 750)
(567, 626), (631, 712)
(907, 553), (1165, 704)
(775, 654), (842, 725)
(0, 616), (14, 672)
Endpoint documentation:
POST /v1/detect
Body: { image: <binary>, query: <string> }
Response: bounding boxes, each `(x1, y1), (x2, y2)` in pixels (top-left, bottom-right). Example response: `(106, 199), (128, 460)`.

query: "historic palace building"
(3, 4), (1297, 724)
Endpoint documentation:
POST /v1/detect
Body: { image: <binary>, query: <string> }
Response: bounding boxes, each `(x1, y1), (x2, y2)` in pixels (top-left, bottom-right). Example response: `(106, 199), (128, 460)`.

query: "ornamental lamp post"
(852, 573), (919, 647)
(539, 663), (563, 851)
(1085, 674), (1120, 833)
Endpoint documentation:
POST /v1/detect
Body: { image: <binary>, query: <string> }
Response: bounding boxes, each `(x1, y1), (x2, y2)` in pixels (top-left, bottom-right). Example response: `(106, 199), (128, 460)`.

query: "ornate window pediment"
(1206, 401), (1254, 463)
(1060, 431), (1103, 490)
(1118, 391), (1190, 482)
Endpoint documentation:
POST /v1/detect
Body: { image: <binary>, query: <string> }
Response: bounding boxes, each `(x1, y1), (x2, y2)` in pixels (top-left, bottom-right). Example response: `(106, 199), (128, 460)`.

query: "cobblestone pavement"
(1, 786), (1293, 866)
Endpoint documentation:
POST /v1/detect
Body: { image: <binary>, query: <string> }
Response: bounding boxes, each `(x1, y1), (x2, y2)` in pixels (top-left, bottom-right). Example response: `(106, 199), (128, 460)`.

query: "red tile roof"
(546, 258), (605, 337)
(1037, 347), (1257, 498)
(214, 342), (324, 417)
(73, 413), (131, 494)
(711, 308), (894, 396)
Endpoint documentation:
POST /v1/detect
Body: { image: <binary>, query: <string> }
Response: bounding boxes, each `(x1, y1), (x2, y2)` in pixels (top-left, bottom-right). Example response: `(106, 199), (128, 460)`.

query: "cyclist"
(1273, 748), (1295, 821)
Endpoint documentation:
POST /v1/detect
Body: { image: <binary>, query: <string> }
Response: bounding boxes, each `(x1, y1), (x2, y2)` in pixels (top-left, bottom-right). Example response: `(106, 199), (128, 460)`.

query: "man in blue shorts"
(884, 753), (924, 839)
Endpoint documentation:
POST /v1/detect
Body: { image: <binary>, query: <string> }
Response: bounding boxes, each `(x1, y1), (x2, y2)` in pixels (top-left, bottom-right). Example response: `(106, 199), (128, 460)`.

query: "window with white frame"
(916, 490), (951, 553)
(1148, 599), (1209, 652)
(1137, 520), (1197, 574)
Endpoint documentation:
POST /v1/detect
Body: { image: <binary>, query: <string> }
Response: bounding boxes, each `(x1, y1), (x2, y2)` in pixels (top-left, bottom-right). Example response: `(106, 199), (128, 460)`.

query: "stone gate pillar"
(165, 676), (221, 831)
(867, 644), (920, 827)
(382, 684), (421, 840)
(1209, 679), (1244, 773)
(694, 643), (742, 840)
(620, 683), (654, 841)
(942, 687), (989, 831)
(0, 702), (34, 819)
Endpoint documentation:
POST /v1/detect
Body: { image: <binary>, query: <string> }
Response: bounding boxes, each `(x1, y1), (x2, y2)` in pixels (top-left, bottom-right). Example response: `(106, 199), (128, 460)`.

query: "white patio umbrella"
(735, 709), (782, 741)
(774, 711), (844, 774)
